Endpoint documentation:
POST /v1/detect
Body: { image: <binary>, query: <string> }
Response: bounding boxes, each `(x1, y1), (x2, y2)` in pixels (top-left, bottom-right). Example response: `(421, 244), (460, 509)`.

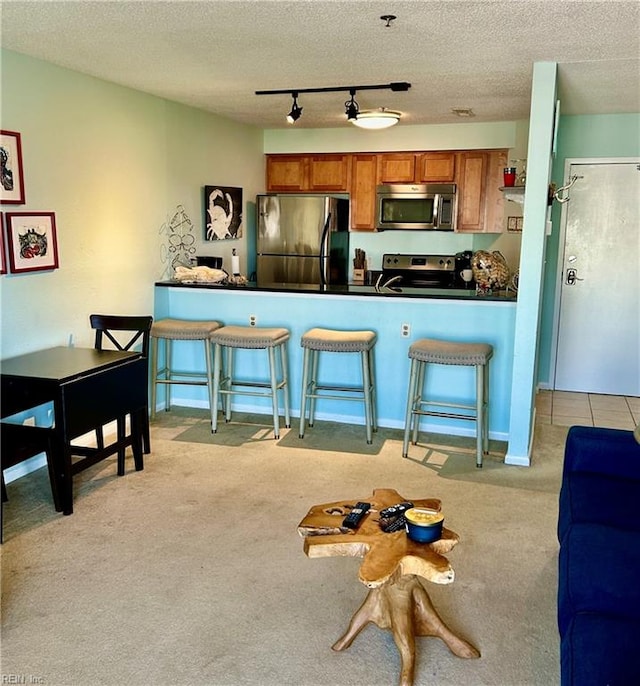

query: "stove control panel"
(382, 254), (455, 271)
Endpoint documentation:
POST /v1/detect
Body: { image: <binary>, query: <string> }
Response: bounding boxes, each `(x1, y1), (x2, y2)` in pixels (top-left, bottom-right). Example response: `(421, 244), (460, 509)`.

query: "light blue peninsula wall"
(154, 286), (517, 441)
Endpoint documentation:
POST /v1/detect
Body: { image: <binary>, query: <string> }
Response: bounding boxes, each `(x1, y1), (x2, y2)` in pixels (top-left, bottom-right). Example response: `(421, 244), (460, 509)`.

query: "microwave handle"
(433, 194), (441, 228)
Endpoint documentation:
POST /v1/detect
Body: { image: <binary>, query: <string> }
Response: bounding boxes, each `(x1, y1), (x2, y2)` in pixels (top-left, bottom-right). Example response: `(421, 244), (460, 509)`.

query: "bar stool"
(150, 318), (223, 429)
(209, 325), (291, 439)
(402, 338), (493, 467)
(299, 328), (377, 444)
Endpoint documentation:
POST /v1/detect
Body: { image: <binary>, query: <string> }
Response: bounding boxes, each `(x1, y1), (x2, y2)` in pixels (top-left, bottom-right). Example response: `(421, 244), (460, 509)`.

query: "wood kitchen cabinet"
(416, 152), (456, 182)
(266, 154), (350, 192)
(266, 155), (309, 192)
(350, 154), (378, 231)
(378, 153), (416, 184)
(455, 149), (507, 233)
(266, 148), (508, 233)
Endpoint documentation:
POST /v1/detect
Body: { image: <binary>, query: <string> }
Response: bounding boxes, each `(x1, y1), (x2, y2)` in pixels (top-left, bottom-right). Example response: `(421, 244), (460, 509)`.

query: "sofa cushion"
(558, 472), (640, 542)
(558, 522), (640, 635)
(560, 612), (640, 686)
(558, 426), (640, 542)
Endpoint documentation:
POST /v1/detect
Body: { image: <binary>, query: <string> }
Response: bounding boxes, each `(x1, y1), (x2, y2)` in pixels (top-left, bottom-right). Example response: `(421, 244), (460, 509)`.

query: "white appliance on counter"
(256, 195), (350, 288)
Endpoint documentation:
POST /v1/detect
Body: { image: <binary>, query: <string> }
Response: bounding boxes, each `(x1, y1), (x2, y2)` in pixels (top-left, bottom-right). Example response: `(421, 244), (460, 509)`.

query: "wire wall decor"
(159, 204), (196, 279)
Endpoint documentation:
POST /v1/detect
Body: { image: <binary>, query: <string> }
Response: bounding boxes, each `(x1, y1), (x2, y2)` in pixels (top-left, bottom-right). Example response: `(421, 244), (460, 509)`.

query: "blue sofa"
(558, 425), (640, 685)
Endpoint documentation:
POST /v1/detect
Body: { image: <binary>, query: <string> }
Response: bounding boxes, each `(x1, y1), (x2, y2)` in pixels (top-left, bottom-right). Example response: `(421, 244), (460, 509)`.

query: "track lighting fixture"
(256, 81), (411, 128)
(286, 92), (303, 123)
(345, 89), (359, 121)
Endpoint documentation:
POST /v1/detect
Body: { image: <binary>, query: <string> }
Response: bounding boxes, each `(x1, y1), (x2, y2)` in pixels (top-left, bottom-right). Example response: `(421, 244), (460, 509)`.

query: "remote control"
(380, 501), (414, 519)
(342, 502), (371, 530)
(381, 514), (407, 533)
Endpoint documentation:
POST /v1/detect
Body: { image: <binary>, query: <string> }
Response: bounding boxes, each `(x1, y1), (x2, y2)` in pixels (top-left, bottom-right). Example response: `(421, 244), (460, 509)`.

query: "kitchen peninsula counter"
(154, 281), (517, 446)
(155, 280), (517, 302)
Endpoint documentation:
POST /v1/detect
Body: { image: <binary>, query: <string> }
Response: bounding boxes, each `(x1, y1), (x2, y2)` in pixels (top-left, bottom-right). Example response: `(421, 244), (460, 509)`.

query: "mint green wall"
(0, 50), (263, 359)
(537, 113), (640, 386)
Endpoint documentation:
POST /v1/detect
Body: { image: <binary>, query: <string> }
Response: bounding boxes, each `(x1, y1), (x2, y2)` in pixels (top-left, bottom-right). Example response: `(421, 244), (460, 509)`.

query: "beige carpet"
(1, 408), (567, 686)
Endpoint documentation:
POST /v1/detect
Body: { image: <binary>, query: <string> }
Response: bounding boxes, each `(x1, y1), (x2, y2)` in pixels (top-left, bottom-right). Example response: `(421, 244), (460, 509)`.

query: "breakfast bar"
(154, 282), (516, 442)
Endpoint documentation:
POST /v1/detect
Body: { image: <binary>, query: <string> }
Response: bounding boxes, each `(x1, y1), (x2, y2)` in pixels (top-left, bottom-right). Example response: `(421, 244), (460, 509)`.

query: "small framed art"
(0, 213), (6, 274)
(6, 212), (59, 273)
(0, 130), (26, 205)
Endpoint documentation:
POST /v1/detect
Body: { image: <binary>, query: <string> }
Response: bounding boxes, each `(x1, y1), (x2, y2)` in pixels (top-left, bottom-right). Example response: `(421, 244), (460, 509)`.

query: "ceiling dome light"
(351, 108), (401, 130)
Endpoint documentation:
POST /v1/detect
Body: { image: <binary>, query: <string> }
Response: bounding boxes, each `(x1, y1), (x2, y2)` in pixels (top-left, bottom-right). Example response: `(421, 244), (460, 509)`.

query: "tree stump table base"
(332, 574), (479, 686)
(298, 488), (480, 686)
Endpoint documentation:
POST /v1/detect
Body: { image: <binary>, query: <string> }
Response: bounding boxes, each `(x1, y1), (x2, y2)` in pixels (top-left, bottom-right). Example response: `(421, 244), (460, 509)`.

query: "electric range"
(381, 253), (457, 289)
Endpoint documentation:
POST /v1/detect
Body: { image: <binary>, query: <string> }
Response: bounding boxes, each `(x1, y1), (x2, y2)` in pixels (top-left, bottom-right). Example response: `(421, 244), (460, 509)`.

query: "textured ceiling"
(2, 0), (639, 129)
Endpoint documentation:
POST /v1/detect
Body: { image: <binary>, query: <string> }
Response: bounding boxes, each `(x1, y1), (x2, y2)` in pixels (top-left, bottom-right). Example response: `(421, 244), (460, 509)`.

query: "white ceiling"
(2, 0), (639, 130)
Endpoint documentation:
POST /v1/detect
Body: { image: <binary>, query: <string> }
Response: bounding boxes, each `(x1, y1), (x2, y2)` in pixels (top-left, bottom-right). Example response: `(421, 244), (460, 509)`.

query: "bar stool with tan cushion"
(150, 318), (223, 430)
(402, 338), (493, 467)
(299, 327), (377, 444)
(209, 325), (291, 439)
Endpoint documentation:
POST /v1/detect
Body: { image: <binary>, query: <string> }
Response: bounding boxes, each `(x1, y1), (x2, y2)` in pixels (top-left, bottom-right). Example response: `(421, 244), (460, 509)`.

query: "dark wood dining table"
(1, 346), (148, 514)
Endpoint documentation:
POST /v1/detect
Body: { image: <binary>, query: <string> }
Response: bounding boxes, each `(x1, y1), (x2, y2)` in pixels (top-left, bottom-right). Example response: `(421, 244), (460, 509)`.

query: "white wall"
(0, 50), (264, 359)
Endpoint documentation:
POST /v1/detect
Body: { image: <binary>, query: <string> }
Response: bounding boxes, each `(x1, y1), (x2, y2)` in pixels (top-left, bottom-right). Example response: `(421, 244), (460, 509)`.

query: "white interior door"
(554, 161), (640, 396)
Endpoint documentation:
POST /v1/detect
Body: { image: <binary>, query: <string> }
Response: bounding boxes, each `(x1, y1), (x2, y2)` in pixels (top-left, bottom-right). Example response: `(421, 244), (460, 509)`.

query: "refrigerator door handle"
(319, 212), (332, 287)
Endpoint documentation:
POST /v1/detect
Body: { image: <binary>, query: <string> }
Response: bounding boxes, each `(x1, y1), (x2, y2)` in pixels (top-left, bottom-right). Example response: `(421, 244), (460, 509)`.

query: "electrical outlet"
(249, 314), (257, 326)
(401, 323), (410, 338)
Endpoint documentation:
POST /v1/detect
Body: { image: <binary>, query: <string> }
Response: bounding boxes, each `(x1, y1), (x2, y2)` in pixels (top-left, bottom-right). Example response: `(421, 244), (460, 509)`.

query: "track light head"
(286, 92), (303, 123)
(344, 89), (359, 121)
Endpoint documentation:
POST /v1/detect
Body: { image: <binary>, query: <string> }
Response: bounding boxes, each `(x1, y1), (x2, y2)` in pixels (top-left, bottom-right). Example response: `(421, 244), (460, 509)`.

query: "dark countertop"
(155, 280), (517, 302)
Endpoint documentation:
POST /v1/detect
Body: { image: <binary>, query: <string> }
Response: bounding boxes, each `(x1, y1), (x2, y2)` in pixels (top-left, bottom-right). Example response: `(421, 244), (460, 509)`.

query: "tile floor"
(536, 391), (640, 430)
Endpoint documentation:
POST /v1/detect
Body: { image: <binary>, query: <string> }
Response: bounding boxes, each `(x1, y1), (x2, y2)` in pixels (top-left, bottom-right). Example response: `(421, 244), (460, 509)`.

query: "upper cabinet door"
(350, 154), (378, 231)
(456, 152), (487, 232)
(416, 153), (456, 182)
(308, 154), (350, 192)
(378, 153), (416, 184)
(266, 155), (309, 192)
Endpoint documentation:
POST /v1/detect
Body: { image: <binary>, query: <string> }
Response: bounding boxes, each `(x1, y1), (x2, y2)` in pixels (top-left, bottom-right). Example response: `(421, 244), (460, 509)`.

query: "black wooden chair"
(1, 422), (63, 542)
(88, 314), (153, 466)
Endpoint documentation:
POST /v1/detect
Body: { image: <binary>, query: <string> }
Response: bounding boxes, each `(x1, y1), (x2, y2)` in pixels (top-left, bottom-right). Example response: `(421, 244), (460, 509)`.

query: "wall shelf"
(500, 186), (525, 204)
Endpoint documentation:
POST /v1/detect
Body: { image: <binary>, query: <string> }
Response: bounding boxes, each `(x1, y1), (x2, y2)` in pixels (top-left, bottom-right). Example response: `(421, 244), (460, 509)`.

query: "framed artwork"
(0, 130), (26, 205)
(6, 212), (59, 273)
(204, 185), (243, 240)
(0, 213), (6, 275)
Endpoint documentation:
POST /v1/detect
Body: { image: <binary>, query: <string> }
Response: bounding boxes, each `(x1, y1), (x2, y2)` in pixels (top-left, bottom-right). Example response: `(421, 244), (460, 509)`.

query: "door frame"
(548, 156), (640, 391)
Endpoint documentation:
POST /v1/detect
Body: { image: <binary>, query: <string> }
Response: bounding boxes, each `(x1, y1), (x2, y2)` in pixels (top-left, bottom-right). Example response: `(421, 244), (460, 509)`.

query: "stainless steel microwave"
(376, 183), (457, 231)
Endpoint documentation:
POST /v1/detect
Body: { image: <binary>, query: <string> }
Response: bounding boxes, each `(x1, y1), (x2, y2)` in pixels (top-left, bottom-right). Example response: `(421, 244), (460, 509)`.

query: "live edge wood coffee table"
(297, 488), (479, 686)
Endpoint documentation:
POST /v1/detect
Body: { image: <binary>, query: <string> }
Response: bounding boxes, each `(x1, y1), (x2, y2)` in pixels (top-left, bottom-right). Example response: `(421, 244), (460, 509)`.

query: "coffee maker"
(454, 250), (475, 289)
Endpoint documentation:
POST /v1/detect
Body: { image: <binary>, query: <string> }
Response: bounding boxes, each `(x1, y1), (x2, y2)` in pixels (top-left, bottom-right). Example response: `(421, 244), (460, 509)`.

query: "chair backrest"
(90, 314), (153, 358)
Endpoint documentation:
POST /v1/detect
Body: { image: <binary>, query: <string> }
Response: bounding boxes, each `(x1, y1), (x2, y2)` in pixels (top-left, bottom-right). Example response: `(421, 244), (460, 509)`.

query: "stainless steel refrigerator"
(256, 195), (350, 288)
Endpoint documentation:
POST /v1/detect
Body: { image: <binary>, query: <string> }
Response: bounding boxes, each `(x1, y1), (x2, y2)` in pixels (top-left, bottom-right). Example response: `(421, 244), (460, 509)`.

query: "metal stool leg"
(361, 350), (373, 444)
(483, 361), (490, 455)
(299, 347), (311, 438)
(150, 336), (159, 420)
(165, 338), (173, 412)
(267, 346), (280, 439)
(280, 343), (291, 429)
(308, 349), (320, 426)
(475, 364), (484, 468)
(204, 338), (215, 432)
(223, 347), (233, 423)
(412, 359), (425, 445)
(211, 342), (222, 433)
(403, 358), (421, 457)
(367, 347), (378, 432)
